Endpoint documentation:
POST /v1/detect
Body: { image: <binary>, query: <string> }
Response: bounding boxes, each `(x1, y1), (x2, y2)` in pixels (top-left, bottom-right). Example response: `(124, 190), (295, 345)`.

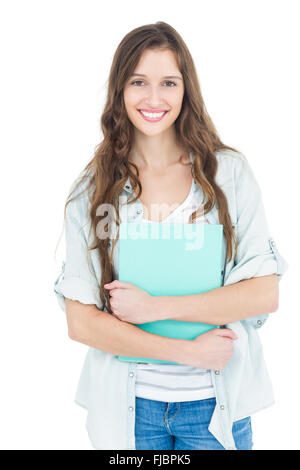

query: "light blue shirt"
(54, 150), (288, 450)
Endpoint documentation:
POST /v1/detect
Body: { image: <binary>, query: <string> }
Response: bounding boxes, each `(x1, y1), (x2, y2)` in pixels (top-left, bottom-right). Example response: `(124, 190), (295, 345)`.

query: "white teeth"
(140, 110), (166, 118)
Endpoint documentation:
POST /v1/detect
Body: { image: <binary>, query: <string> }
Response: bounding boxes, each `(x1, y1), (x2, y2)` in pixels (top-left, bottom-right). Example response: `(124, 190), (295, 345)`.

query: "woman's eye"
(165, 81), (176, 87)
(131, 80), (176, 87)
(131, 80), (144, 86)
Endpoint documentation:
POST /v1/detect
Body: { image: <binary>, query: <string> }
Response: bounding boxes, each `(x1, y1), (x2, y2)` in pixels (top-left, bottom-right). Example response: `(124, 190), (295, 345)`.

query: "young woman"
(54, 22), (288, 450)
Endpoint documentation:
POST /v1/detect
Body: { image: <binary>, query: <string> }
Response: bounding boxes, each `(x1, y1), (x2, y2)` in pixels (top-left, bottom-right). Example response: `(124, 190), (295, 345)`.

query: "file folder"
(117, 222), (224, 364)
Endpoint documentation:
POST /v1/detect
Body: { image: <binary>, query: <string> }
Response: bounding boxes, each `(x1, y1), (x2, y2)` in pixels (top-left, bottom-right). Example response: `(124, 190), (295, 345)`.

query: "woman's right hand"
(180, 327), (238, 370)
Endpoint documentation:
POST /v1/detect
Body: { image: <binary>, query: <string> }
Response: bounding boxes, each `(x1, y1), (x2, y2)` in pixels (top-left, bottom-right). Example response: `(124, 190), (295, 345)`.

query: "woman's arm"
(152, 274), (279, 325)
(66, 299), (239, 370)
(66, 298), (190, 362)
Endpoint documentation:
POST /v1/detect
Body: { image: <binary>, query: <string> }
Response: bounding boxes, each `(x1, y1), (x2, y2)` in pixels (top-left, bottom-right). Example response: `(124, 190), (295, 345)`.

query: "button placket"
(127, 362), (137, 450)
(210, 368), (236, 449)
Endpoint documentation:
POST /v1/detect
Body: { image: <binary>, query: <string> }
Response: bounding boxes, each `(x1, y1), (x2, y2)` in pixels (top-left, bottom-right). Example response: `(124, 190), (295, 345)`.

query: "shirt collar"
(123, 177), (133, 194)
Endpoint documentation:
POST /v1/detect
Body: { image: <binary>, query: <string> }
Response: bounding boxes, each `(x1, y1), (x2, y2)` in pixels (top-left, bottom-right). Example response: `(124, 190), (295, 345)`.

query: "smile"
(138, 109), (168, 122)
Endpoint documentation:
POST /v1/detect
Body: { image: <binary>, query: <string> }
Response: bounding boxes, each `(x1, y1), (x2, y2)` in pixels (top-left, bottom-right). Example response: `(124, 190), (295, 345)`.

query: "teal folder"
(117, 222), (224, 364)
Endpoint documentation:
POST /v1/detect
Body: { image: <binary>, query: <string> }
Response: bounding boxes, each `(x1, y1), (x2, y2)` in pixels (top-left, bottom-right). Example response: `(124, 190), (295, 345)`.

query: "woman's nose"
(145, 86), (164, 103)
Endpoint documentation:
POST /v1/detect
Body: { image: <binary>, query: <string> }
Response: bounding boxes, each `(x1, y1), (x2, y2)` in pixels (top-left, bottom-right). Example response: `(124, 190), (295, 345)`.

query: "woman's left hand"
(104, 280), (158, 324)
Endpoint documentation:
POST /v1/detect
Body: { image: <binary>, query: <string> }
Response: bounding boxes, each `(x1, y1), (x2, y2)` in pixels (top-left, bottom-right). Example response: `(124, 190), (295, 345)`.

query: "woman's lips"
(138, 109), (168, 122)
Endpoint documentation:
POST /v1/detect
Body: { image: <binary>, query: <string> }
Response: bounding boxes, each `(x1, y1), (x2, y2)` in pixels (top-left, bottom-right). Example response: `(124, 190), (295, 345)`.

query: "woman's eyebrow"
(130, 73), (183, 80)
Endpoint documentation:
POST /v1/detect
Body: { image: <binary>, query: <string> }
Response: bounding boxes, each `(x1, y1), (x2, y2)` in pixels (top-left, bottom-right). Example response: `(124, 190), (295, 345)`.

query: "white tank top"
(135, 180), (216, 402)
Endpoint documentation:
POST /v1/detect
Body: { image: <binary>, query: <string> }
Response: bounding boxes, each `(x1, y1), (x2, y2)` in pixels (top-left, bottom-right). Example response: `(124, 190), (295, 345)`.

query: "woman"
(54, 22), (288, 450)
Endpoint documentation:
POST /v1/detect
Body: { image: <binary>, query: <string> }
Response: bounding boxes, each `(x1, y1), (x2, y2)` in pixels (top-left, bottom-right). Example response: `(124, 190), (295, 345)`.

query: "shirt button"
(129, 406), (134, 412)
(129, 372), (134, 377)
(136, 209), (142, 214)
(220, 405), (225, 410)
(257, 320), (262, 326)
(125, 185), (130, 189)
(215, 370), (220, 375)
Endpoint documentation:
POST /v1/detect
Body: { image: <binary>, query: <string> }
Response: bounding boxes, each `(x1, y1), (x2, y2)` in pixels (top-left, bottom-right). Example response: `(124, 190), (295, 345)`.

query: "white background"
(0, 0), (299, 450)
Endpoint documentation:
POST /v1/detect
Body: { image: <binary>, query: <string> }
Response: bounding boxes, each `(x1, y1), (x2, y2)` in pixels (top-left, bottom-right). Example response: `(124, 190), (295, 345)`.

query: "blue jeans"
(134, 396), (253, 450)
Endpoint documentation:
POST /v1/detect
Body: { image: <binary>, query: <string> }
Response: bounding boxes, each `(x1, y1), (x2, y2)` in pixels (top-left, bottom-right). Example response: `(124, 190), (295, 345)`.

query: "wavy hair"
(59, 21), (239, 313)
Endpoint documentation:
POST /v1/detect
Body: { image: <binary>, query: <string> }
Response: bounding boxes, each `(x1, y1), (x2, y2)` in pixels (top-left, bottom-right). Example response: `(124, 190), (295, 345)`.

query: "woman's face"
(123, 49), (185, 137)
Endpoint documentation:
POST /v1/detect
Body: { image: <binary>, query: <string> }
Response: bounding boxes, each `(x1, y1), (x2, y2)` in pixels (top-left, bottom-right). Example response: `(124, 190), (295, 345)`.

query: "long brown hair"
(59, 21), (240, 313)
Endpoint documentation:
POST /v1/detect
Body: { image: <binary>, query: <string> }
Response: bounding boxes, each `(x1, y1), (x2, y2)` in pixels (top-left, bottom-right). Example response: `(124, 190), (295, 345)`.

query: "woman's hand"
(104, 280), (157, 324)
(179, 328), (238, 370)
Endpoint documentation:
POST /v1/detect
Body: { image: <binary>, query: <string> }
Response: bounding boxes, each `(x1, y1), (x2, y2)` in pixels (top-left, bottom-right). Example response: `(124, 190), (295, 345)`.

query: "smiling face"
(123, 48), (185, 137)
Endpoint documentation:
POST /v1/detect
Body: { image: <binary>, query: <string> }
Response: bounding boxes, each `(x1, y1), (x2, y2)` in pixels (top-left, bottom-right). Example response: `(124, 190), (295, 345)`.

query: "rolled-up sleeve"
(224, 155), (288, 328)
(54, 195), (103, 314)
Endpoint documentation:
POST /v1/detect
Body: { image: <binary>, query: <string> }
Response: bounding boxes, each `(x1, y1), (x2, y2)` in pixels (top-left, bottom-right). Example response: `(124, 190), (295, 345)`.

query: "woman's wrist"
(150, 295), (174, 321)
(150, 335), (192, 364)
(172, 338), (195, 365)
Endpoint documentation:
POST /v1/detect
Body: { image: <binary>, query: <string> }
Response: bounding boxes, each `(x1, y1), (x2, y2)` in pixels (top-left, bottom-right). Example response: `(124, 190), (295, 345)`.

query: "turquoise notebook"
(117, 222), (224, 364)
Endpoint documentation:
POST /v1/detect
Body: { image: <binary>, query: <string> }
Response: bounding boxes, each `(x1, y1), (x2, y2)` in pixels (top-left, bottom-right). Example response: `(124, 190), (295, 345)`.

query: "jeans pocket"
(232, 416), (253, 449)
